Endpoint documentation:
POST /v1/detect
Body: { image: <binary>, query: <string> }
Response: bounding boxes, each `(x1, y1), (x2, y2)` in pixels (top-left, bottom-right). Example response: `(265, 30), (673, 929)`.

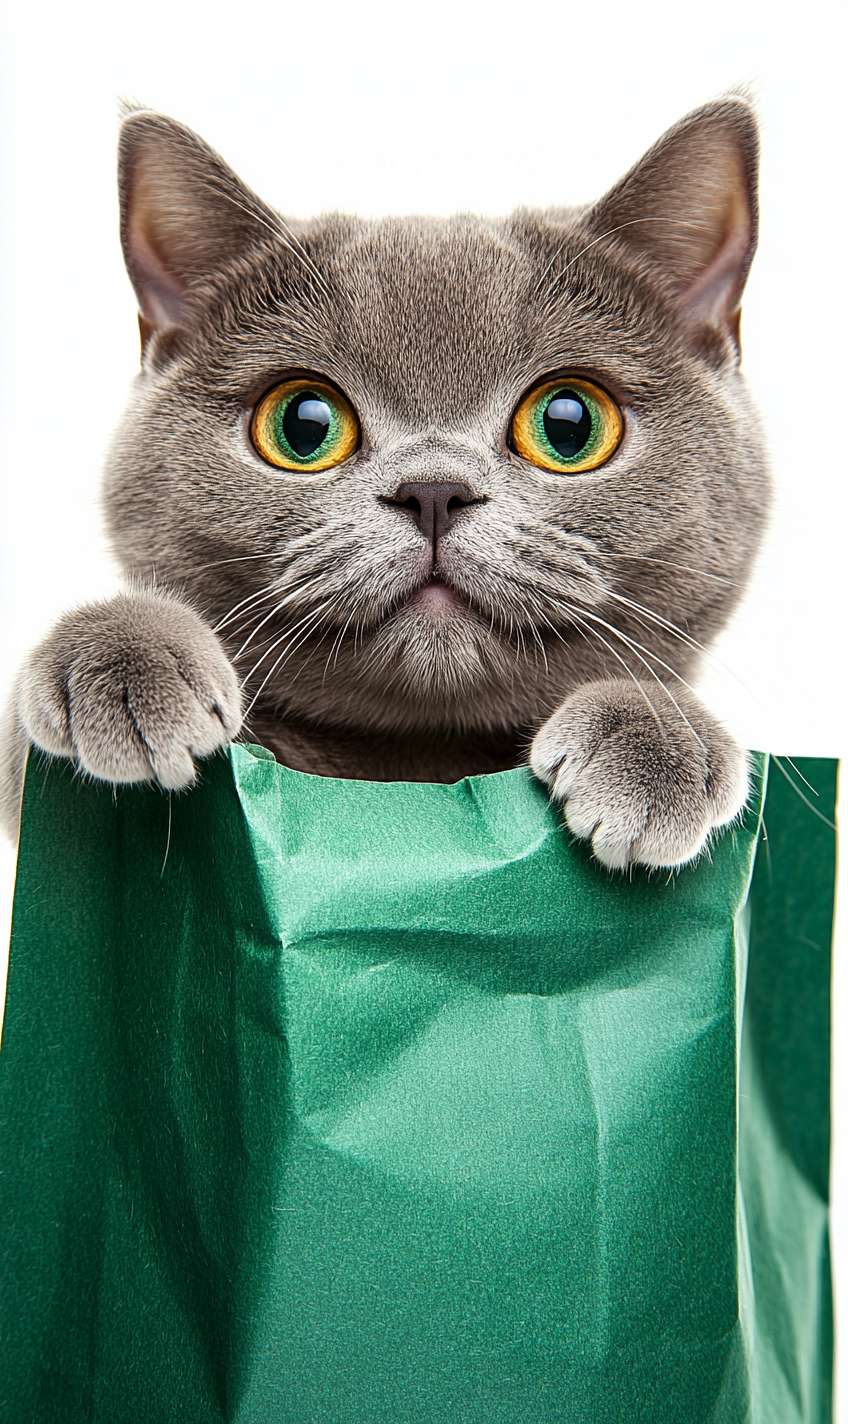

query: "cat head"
(105, 98), (768, 741)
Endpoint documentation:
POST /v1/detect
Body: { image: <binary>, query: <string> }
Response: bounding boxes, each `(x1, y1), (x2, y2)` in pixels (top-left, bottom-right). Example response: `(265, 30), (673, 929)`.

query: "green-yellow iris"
(511, 378), (623, 473)
(252, 378), (359, 472)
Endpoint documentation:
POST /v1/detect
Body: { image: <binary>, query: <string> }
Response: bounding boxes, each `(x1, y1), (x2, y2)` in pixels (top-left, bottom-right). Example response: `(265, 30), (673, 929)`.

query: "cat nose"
(386, 481), (480, 548)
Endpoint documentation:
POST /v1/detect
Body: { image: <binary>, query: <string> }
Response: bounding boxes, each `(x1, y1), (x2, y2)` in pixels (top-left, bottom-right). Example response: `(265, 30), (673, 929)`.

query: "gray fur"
(0, 98), (768, 868)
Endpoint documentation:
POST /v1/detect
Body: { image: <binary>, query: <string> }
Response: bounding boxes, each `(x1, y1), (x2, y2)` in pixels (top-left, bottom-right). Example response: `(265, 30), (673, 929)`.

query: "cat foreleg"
(0, 588), (242, 842)
(529, 679), (749, 871)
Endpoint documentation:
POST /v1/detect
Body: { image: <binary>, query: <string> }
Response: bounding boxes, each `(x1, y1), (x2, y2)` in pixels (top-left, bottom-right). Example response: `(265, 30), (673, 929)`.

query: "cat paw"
(14, 589), (242, 792)
(529, 679), (748, 871)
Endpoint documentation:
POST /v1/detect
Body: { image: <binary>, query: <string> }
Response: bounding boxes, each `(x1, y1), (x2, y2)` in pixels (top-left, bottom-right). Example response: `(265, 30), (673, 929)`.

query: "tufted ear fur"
(583, 97), (759, 356)
(118, 108), (276, 353)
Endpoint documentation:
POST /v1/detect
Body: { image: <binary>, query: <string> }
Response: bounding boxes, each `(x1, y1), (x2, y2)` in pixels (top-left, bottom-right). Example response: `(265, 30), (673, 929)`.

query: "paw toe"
(74, 731), (153, 784)
(706, 745), (749, 826)
(146, 744), (198, 791)
(632, 817), (711, 870)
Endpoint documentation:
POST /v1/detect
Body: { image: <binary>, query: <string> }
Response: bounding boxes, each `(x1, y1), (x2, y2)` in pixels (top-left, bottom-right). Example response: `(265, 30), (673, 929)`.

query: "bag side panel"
(741, 757), (838, 1424)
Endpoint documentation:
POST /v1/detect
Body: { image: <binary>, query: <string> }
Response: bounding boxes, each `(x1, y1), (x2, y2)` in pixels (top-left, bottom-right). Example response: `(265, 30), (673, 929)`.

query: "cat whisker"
(535, 216), (715, 300)
(231, 569), (337, 653)
(241, 604), (334, 715)
(214, 584), (280, 635)
(272, 217), (338, 308)
(513, 618), (527, 662)
(220, 583), (322, 642)
(238, 601), (334, 685)
(529, 623), (549, 675)
(603, 589), (762, 707)
(195, 551), (285, 575)
(534, 593), (700, 742)
(778, 756), (819, 797)
(594, 551), (738, 586)
(536, 605), (665, 734)
(286, 622), (337, 687)
(604, 590), (709, 656)
(323, 609), (359, 682)
(259, 204), (336, 304)
(770, 757), (836, 830)
(235, 608), (322, 679)
(561, 603), (706, 747)
(203, 178), (335, 305)
(215, 565), (336, 637)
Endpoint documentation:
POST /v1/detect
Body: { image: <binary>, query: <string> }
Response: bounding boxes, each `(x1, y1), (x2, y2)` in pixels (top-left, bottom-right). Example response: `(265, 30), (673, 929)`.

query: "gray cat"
(0, 97), (767, 869)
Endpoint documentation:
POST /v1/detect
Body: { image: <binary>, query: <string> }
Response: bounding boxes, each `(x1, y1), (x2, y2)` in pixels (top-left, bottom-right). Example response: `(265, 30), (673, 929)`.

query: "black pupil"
(283, 392), (332, 457)
(543, 390), (592, 459)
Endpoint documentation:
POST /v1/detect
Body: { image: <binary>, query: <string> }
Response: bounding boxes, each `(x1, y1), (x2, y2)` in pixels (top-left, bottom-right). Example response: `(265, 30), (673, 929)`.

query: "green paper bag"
(0, 745), (837, 1423)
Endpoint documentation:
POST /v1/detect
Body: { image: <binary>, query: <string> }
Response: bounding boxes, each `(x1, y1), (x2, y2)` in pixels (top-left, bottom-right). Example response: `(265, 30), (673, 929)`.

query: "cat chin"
(359, 602), (511, 702)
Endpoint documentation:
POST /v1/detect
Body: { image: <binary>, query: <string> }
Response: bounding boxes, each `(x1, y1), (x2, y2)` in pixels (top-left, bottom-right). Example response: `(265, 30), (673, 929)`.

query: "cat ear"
(583, 97), (758, 354)
(118, 108), (273, 351)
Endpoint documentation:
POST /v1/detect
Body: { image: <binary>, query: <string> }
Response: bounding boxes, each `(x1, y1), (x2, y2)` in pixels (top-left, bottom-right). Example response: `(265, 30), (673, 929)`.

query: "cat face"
(105, 101), (768, 739)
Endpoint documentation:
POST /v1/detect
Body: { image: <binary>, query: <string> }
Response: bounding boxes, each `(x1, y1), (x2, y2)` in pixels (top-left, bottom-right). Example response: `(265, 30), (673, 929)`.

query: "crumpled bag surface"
(0, 745), (837, 1423)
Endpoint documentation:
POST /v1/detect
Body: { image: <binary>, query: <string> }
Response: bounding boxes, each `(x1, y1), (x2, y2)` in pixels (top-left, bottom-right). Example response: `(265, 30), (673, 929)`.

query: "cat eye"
(251, 378), (359, 472)
(510, 378), (623, 473)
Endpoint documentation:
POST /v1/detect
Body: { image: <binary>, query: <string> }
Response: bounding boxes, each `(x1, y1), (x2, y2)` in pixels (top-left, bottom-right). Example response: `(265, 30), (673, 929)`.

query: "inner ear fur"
(119, 109), (275, 347)
(584, 97), (759, 353)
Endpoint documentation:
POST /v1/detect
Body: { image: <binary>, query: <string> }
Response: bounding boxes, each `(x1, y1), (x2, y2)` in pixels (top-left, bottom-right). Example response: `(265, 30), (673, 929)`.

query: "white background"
(0, 0), (845, 1405)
